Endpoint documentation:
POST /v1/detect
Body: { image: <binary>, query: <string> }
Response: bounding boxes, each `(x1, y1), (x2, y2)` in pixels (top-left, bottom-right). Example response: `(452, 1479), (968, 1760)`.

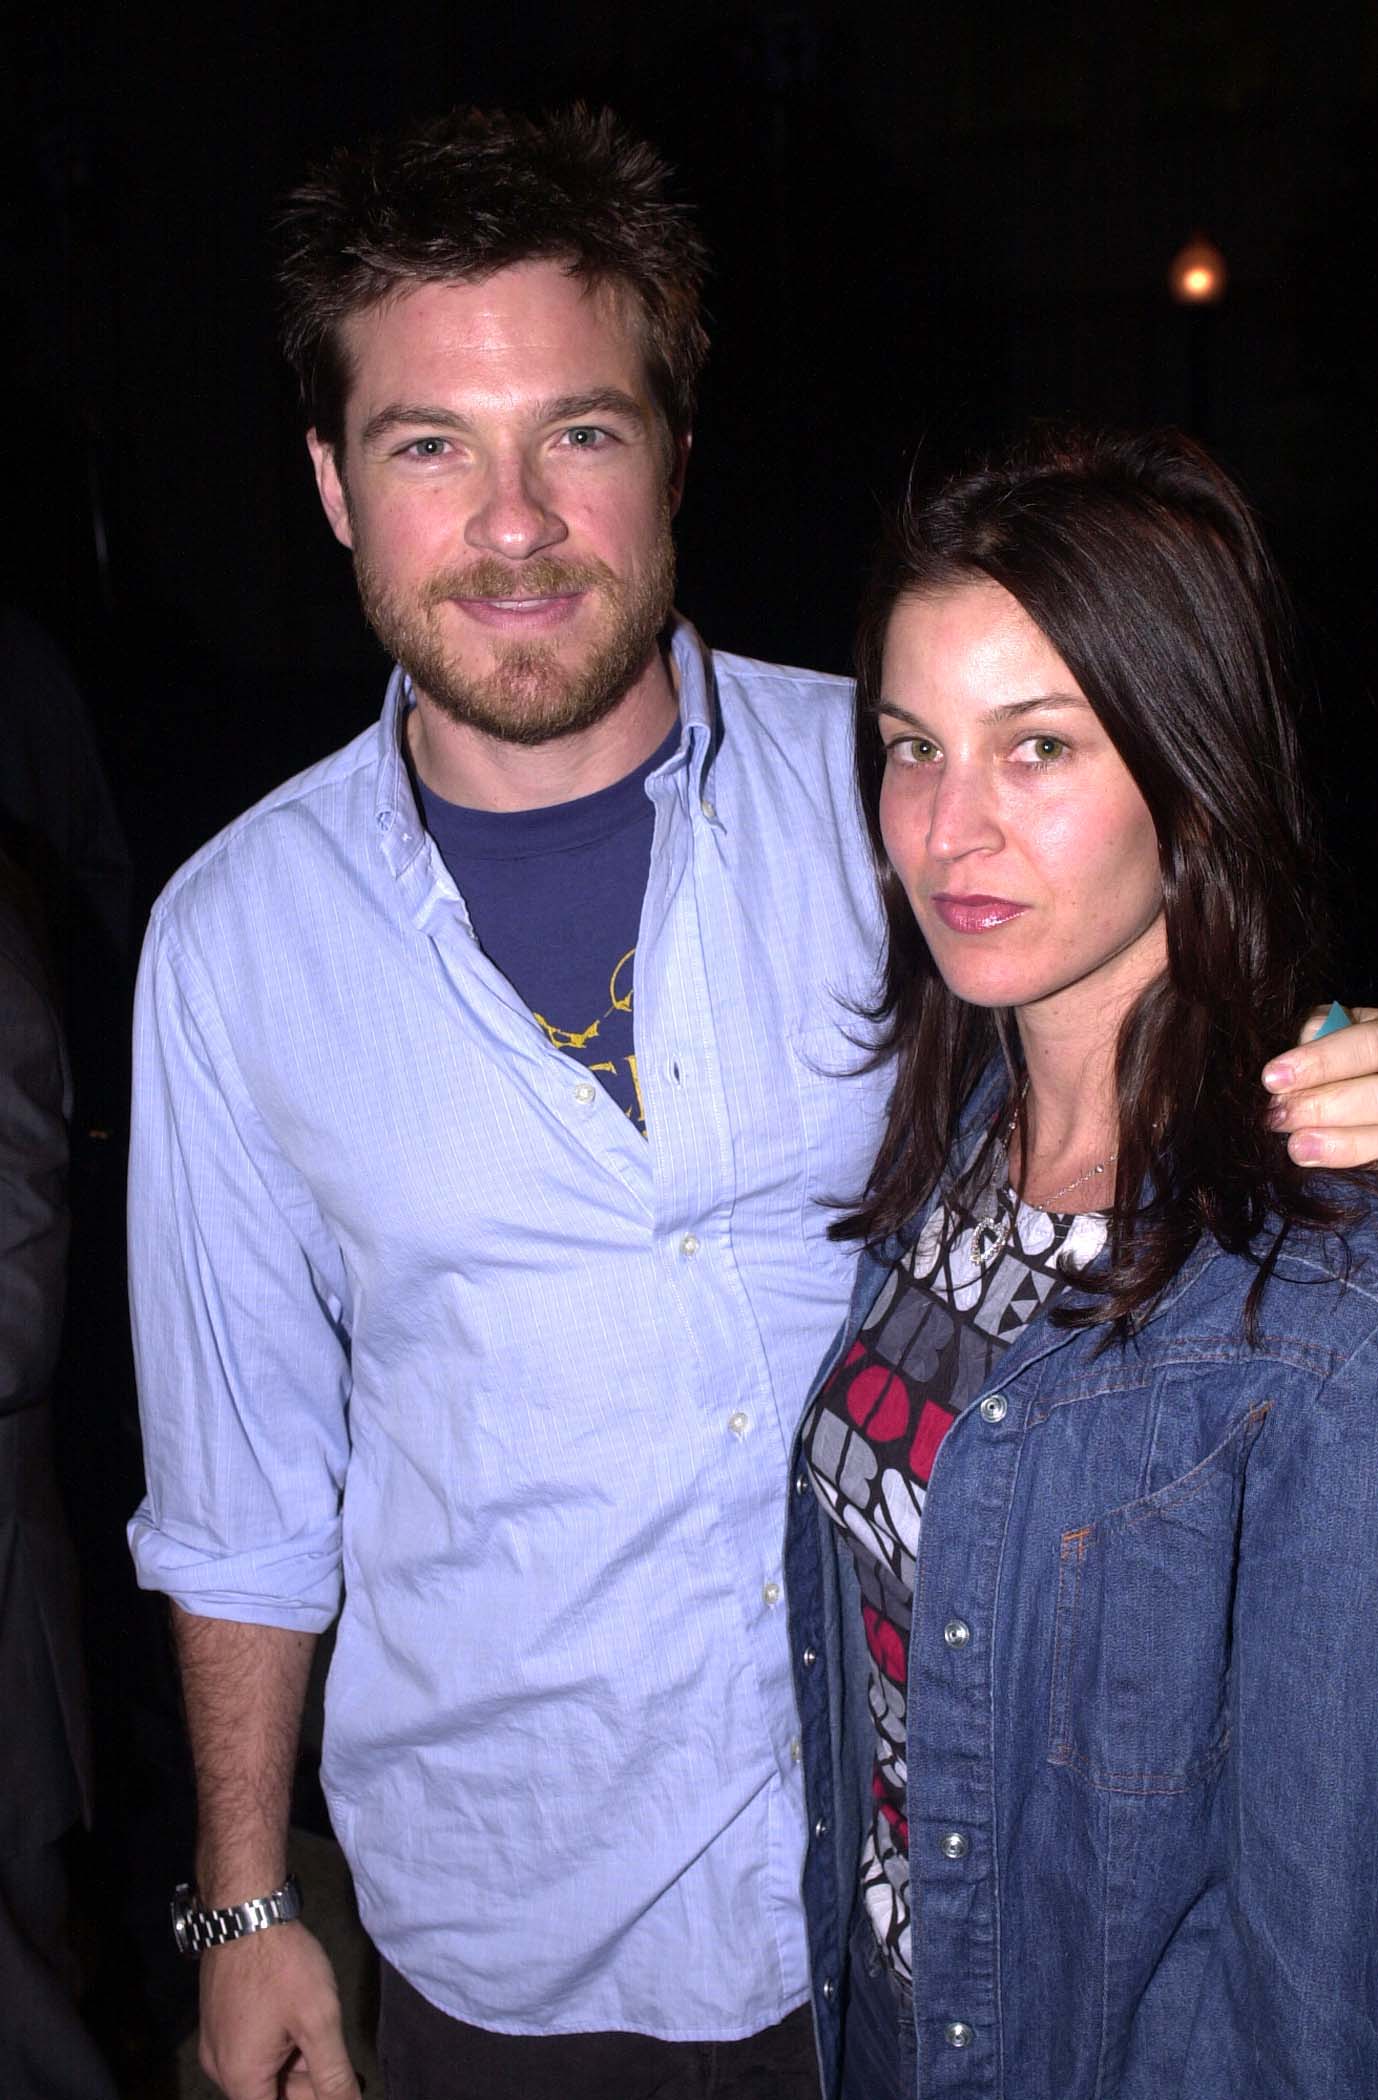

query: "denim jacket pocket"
(1047, 1400), (1271, 1793)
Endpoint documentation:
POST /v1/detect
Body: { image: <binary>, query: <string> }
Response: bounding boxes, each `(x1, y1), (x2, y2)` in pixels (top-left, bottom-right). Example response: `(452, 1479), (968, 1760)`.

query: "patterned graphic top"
(801, 1179), (1108, 1983)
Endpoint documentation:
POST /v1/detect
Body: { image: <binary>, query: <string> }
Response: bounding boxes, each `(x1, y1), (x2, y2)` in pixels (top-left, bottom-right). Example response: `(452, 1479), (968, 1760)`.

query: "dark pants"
(378, 1960), (822, 2100)
(839, 1913), (915, 2100)
(0, 1832), (119, 2100)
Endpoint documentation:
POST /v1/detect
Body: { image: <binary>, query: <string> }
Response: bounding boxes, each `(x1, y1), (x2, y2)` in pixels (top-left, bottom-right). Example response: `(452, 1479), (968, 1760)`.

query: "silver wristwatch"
(171, 1873), (303, 1958)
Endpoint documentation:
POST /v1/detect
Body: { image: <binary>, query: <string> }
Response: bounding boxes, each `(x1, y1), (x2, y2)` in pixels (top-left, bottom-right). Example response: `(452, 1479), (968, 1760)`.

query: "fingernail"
(1262, 1061), (1295, 1092)
(1289, 1134), (1323, 1164)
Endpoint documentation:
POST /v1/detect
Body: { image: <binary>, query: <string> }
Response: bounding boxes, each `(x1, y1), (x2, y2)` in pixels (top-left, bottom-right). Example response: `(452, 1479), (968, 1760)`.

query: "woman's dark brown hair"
(836, 425), (1354, 1337)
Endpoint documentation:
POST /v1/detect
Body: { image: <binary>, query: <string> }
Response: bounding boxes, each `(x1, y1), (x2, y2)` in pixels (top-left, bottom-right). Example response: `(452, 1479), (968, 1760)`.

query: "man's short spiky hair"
(277, 105), (709, 451)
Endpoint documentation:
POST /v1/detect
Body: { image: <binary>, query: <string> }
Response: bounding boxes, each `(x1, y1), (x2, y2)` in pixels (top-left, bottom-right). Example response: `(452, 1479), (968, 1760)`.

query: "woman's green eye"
(1021, 734), (1067, 764)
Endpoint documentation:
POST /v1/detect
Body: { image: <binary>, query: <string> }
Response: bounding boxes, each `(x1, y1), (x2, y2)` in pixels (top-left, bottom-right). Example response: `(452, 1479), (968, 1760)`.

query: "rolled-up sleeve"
(128, 901), (351, 1631)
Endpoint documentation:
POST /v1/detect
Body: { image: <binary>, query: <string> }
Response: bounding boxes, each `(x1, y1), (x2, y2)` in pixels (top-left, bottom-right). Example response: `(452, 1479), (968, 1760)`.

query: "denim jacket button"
(802, 1645), (818, 1668)
(940, 1829), (969, 1859)
(979, 1392), (1008, 1424)
(943, 1617), (972, 1649)
(814, 1814), (829, 1840)
(945, 2022), (975, 2049)
(821, 1977), (837, 2003)
(795, 1468), (811, 1497)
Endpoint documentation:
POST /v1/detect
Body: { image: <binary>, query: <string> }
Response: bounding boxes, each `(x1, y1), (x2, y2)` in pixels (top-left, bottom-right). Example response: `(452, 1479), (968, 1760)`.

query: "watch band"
(171, 1872), (304, 1958)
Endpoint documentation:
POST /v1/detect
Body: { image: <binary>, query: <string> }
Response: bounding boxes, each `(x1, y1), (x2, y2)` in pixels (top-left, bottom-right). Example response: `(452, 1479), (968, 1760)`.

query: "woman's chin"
(929, 962), (1046, 1012)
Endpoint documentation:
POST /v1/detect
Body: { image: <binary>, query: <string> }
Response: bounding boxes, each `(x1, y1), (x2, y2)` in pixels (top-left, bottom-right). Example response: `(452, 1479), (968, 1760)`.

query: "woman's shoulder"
(1158, 1179), (1378, 1366)
(1268, 1177), (1378, 1315)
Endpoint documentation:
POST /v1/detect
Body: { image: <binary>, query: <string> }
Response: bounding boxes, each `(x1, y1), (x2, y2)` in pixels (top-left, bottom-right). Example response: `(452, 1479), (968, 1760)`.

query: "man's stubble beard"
(352, 510), (677, 748)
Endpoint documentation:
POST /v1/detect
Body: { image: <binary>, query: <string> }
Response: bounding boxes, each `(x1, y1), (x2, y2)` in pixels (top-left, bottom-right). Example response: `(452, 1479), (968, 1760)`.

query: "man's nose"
(464, 455), (569, 561)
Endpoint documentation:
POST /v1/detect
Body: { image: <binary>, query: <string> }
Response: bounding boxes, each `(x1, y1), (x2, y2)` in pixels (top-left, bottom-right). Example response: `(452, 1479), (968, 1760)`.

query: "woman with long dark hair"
(786, 427), (1378, 2099)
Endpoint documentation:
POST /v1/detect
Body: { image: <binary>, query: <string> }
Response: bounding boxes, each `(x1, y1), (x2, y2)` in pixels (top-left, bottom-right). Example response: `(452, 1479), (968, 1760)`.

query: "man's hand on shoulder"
(1264, 1005), (1378, 1168)
(198, 1921), (361, 2100)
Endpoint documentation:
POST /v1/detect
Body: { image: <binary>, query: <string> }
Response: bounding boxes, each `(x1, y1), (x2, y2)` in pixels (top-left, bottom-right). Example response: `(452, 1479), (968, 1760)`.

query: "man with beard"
(126, 108), (1378, 2100)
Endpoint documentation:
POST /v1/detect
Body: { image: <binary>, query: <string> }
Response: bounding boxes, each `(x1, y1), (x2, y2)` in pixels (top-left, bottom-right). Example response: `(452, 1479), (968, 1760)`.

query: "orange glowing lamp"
(1169, 234), (1228, 305)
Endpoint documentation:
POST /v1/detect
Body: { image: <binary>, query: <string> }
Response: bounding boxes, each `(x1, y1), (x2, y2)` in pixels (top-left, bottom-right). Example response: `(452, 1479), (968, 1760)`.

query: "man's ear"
(306, 430), (354, 549)
(667, 430), (692, 519)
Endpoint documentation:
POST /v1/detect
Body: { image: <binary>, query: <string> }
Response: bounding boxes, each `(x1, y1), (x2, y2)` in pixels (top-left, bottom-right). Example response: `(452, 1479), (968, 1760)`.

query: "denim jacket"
(787, 1128), (1378, 2099)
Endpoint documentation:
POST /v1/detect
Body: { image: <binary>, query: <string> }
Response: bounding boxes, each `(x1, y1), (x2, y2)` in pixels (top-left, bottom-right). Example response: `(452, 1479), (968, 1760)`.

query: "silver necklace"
(969, 1091), (1116, 1272)
(968, 1091), (1024, 1272)
(1038, 1150), (1119, 1207)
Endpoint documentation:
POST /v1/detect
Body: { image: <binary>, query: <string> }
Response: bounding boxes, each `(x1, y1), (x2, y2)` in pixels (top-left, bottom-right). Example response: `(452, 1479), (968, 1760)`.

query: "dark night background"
(1, 0), (1375, 2081)
(3, 0), (1376, 953)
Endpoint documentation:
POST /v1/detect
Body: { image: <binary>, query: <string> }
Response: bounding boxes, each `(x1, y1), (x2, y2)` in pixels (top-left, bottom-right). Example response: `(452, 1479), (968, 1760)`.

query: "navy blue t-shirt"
(417, 725), (679, 1133)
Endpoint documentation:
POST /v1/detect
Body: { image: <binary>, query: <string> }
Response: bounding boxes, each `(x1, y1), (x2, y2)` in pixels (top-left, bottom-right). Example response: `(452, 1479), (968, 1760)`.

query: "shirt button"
(940, 1830), (969, 1860)
(979, 1392), (1008, 1423)
(790, 1736), (802, 1764)
(820, 1977), (836, 2003)
(762, 1580), (782, 1608)
(802, 1646), (818, 1668)
(814, 1815), (829, 1840)
(680, 1233), (700, 1257)
(701, 797), (717, 821)
(573, 1081), (597, 1105)
(945, 2022), (975, 2049)
(728, 1410), (750, 1439)
(943, 1618), (972, 1649)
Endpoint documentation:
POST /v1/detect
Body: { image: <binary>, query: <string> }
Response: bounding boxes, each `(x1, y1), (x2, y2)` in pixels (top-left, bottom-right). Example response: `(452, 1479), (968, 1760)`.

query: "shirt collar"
(665, 615), (715, 744)
(372, 613), (716, 863)
(665, 615), (722, 804)
(372, 667), (424, 875)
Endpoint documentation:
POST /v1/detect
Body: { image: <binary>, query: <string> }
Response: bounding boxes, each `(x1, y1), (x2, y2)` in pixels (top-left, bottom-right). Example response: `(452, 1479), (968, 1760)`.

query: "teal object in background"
(1315, 1000), (1353, 1038)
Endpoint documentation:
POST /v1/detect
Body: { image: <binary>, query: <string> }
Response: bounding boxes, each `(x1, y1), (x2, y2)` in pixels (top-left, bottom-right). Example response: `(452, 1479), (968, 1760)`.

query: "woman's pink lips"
(929, 893), (1031, 934)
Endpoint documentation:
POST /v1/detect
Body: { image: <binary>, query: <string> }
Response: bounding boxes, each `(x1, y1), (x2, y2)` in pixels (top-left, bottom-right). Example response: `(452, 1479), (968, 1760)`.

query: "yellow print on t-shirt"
(533, 949), (644, 1128)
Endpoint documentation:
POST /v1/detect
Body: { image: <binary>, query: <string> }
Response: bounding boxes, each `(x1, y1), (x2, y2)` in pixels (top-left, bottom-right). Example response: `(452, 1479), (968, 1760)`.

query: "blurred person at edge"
(788, 426), (1378, 2100)
(0, 853), (118, 2100)
(125, 109), (1378, 2100)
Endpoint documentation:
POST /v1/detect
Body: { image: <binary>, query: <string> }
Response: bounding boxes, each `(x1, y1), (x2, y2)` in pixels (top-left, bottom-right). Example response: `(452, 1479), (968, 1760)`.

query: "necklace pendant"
(971, 1213), (1012, 1272)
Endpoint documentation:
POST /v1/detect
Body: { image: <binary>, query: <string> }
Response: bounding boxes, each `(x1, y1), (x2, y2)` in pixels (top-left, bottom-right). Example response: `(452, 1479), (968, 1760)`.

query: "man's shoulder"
(151, 716), (381, 940)
(699, 643), (856, 782)
(706, 642), (853, 713)
(688, 636), (866, 864)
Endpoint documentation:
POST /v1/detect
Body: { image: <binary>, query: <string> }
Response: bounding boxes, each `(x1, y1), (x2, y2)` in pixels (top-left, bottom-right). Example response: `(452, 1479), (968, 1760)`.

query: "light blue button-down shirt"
(128, 618), (889, 2039)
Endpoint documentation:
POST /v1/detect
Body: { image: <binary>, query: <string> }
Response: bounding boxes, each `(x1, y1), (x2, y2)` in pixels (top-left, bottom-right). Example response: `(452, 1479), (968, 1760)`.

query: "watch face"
(171, 1884), (201, 1958)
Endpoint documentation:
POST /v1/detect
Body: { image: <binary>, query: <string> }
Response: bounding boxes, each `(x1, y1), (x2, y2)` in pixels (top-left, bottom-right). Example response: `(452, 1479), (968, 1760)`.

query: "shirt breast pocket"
(1047, 1399), (1271, 1793)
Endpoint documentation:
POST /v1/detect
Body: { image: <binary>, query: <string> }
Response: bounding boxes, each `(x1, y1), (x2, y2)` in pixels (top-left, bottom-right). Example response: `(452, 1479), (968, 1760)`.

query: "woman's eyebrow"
(978, 694), (1091, 724)
(871, 693), (1090, 727)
